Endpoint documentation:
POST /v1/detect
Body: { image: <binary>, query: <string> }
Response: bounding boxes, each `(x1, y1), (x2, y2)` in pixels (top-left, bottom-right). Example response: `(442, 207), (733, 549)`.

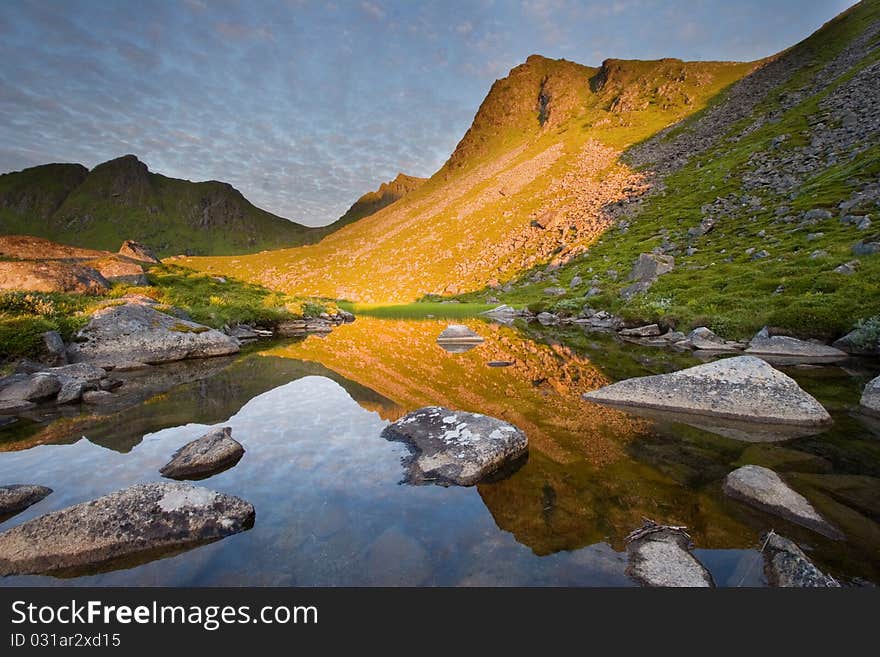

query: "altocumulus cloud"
(0, 0), (853, 226)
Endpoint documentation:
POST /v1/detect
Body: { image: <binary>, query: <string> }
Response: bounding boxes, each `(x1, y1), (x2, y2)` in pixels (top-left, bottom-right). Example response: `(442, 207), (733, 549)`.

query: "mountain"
(181, 1), (880, 337)
(318, 173), (427, 236)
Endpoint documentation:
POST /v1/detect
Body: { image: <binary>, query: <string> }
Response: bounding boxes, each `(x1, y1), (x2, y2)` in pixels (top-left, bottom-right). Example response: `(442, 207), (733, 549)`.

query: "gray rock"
(0, 483), (254, 576)
(852, 240), (880, 256)
(536, 312), (559, 326)
(0, 399), (36, 414)
(487, 361), (514, 367)
(226, 325), (260, 340)
(381, 406), (528, 486)
(81, 390), (114, 404)
(543, 286), (566, 296)
(723, 465), (842, 539)
(583, 355), (831, 426)
(833, 326), (879, 355)
(55, 380), (84, 404)
(809, 249), (827, 259)
(569, 275), (583, 288)
(856, 216), (871, 230)
(861, 375), (880, 416)
(746, 334), (847, 361)
(834, 260), (859, 274)
(0, 484), (52, 519)
(806, 232), (824, 241)
(0, 372), (61, 402)
(436, 324), (484, 345)
(687, 326), (740, 351)
(48, 362), (106, 385)
(751, 249), (770, 260)
(627, 253), (675, 283)
(67, 303), (240, 367)
(620, 324), (661, 337)
(762, 532), (839, 587)
(160, 427), (245, 480)
(626, 524), (714, 587)
(40, 331), (67, 367)
(111, 361), (150, 371)
(118, 240), (161, 263)
(804, 208), (832, 221)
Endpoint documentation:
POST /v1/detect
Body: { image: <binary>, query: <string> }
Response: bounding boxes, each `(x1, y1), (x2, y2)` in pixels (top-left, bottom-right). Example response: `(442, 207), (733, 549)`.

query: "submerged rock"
(723, 465), (842, 539)
(381, 406), (528, 486)
(625, 522), (714, 587)
(160, 427), (245, 480)
(861, 375), (880, 416)
(0, 483), (254, 576)
(746, 331), (847, 362)
(0, 484), (52, 520)
(67, 303), (240, 366)
(762, 532), (839, 587)
(583, 355), (831, 426)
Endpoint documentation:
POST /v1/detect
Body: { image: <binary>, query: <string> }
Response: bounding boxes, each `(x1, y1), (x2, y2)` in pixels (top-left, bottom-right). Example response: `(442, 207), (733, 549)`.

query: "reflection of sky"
(0, 1), (852, 225)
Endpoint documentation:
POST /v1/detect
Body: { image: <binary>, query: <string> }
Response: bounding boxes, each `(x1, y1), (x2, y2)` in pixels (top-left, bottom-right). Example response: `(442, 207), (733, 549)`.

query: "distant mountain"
(319, 173), (426, 235)
(0, 155), (322, 257)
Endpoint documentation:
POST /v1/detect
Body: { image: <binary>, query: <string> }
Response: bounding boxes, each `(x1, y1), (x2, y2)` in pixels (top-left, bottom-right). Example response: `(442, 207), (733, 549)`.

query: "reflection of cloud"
(360, 1), (385, 20)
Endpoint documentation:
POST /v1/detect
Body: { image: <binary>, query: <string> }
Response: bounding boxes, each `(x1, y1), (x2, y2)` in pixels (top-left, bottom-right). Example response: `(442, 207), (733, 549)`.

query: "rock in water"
(160, 427), (245, 480)
(762, 532), (839, 587)
(436, 325), (484, 344)
(620, 324), (661, 337)
(861, 375), (880, 416)
(687, 326), (741, 351)
(746, 333), (847, 361)
(582, 355), (831, 426)
(0, 483), (254, 576)
(723, 465), (842, 539)
(118, 239), (161, 263)
(67, 303), (240, 366)
(381, 406), (528, 486)
(0, 372), (61, 403)
(626, 523), (714, 587)
(0, 484), (52, 519)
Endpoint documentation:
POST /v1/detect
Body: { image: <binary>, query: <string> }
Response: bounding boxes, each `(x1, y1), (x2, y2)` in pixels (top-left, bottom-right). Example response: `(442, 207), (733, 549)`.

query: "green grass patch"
(345, 302), (495, 319)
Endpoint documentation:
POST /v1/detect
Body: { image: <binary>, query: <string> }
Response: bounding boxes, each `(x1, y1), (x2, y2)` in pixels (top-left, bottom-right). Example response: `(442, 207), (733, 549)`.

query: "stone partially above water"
(762, 532), (839, 587)
(381, 406), (528, 486)
(723, 465), (842, 539)
(583, 356), (831, 426)
(0, 484), (52, 520)
(436, 325), (484, 344)
(67, 303), (240, 367)
(0, 483), (255, 576)
(746, 331), (847, 362)
(861, 375), (880, 416)
(625, 522), (714, 587)
(160, 426), (245, 480)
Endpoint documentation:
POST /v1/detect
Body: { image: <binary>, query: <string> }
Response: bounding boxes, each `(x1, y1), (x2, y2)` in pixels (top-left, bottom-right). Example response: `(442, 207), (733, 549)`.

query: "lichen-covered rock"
(687, 326), (742, 351)
(746, 332), (847, 361)
(0, 483), (254, 575)
(67, 303), (239, 366)
(40, 331), (67, 367)
(0, 484), (52, 519)
(861, 375), (880, 416)
(626, 523), (714, 587)
(0, 261), (109, 294)
(723, 465), (842, 539)
(583, 355), (831, 426)
(381, 406), (528, 486)
(0, 372), (61, 403)
(160, 426), (245, 480)
(118, 240), (161, 263)
(762, 532), (839, 587)
(89, 256), (148, 286)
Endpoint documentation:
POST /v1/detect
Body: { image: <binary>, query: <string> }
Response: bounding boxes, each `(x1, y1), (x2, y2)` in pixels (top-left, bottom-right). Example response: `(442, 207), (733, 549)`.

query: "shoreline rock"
(381, 406), (528, 486)
(0, 484), (52, 520)
(860, 375), (880, 416)
(746, 330), (847, 362)
(625, 521), (714, 587)
(762, 532), (840, 587)
(0, 483), (255, 576)
(160, 427), (245, 480)
(583, 355), (832, 426)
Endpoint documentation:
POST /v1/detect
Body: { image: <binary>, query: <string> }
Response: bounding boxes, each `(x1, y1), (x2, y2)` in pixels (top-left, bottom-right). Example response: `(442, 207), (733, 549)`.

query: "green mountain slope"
(318, 173), (427, 236)
(0, 155), (319, 257)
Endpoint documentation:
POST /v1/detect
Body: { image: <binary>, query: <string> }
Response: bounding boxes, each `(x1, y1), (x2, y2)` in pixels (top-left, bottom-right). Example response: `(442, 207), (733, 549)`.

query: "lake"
(1, 316), (878, 586)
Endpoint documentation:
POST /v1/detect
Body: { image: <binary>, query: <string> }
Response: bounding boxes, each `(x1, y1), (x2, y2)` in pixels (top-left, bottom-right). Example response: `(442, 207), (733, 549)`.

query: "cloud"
(214, 21), (274, 41)
(360, 1), (385, 21)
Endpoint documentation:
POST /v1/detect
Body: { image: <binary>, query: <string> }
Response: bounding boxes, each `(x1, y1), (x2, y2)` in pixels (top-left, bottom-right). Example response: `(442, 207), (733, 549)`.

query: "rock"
(834, 260), (859, 275)
(111, 361), (150, 371)
(536, 312), (559, 326)
(723, 465), (842, 539)
(833, 326), (879, 355)
(381, 406), (528, 486)
(0, 372), (61, 402)
(762, 532), (839, 587)
(40, 331), (67, 367)
(804, 208), (832, 221)
(487, 361), (514, 367)
(47, 362), (106, 383)
(852, 240), (880, 256)
(569, 275), (583, 288)
(751, 249), (770, 260)
(746, 334), (847, 361)
(861, 375), (880, 416)
(543, 286), (566, 296)
(625, 522), (714, 587)
(583, 355), (831, 426)
(687, 217), (715, 239)
(0, 483), (254, 575)
(0, 261), (109, 294)
(619, 281), (650, 300)
(687, 326), (740, 351)
(0, 484), (52, 519)
(99, 378), (123, 391)
(809, 249), (827, 259)
(67, 303), (239, 366)
(225, 324), (261, 340)
(55, 379), (84, 404)
(160, 427), (245, 480)
(627, 253), (675, 283)
(620, 324), (661, 337)
(82, 390), (114, 404)
(856, 216), (871, 230)
(806, 232), (824, 241)
(436, 324), (483, 345)
(0, 399), (36, 414)
(118, 240), (161, 263)
(336, 309), (356, 323)
(89, 256), (148, 286)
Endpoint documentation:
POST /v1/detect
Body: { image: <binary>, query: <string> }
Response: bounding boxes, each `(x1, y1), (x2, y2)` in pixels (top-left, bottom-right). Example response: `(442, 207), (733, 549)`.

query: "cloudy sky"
(0, 0), (853, 226)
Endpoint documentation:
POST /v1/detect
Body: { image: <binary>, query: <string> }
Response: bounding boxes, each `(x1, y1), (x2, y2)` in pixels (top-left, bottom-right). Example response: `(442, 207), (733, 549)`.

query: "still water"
(1, 317), (878, 586)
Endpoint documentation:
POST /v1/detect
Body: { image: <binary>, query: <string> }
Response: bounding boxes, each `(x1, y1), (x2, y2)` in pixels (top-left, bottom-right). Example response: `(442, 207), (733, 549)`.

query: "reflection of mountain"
(262, 317), (651, 465)
(0, 352), (400, 453)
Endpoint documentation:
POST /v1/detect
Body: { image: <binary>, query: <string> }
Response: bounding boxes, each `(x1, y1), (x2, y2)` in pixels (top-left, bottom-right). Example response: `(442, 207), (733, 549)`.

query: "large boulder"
(620, 253), (674, 299)
(118, 240), (161, 263)
(0, 484), (52, 519)
(381, 406), (528, 486)
(436, 325), (484, 345)
(0, 483), (254, 576)
(0, 372), (61, 403)
(723, 465), (842, 539)
(861, 375), (880, 416)
(746, 331), (847, 362)
(686, 326), (742, 351)
(89, 256), (148, 286)
(0, 261), (109, 294)
(160, 426), (245, 480)
(67, 303), (239, 366)
(625, 522), (714, 587)
(583, 356), (831, 426)
(833, 325), (879, 355)
(40, 331), (67, 367)
(762, 532), (839, 587)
